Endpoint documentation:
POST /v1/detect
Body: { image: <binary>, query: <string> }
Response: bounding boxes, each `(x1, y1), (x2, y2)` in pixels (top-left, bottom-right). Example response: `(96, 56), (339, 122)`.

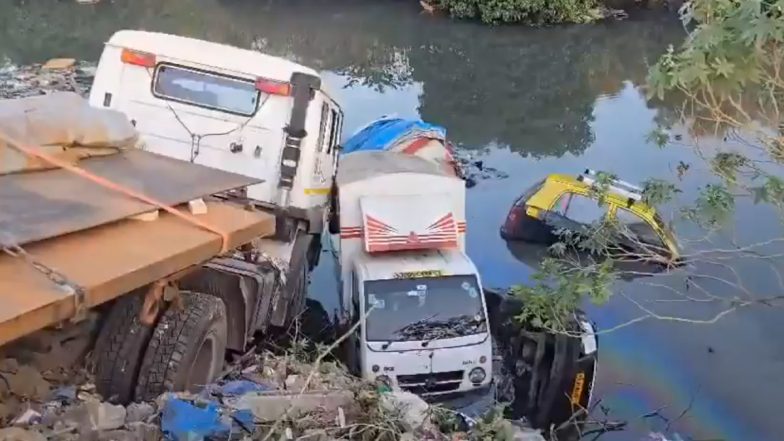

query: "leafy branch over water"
(512, 0), (784, 333)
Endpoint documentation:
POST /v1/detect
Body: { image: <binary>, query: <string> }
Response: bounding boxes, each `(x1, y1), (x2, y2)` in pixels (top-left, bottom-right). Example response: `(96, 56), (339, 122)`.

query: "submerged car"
(500, 170), (681, 265)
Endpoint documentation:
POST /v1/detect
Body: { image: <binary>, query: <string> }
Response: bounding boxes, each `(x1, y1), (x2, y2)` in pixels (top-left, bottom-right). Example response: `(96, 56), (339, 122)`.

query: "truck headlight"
(469, 367), (486, 384)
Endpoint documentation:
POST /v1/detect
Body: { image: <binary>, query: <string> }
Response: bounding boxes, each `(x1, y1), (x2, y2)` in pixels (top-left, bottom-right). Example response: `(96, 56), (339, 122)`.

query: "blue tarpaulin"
(341, 117), (447, 154)
(161, 398), (230, 441)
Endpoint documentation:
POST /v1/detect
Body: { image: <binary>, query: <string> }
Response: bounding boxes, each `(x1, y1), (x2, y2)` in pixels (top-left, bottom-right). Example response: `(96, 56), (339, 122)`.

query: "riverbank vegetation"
(429, 0), (678, 24)
(515, 0), (784, 332)
(432, 0), (603, 24)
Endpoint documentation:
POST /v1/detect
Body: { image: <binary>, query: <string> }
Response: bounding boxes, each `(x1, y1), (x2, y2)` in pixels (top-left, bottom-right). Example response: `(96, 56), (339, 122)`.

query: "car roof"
(106, 30), (322, 87)
(543, 173), (657, 215)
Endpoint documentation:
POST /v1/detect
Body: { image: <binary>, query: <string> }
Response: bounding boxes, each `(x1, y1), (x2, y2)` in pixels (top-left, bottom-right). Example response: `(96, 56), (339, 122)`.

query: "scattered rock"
(284, 374), (304, 390)
(0, 60), (95, 100)
(125, 402), (155, 424)
(42, 59), (76, 71)
(126, 422), (161, 441)
(0, 358), (20, 373)
(380, 391), (431, 432)
(297, 429), (332, 441)
(233, 391), (354, 422)
(11, 409), (41, 426)
(0, 427), (46, 441)
(0, 396), (22, 423)
(2, 365), (50, 400)
(85, 401), (126, 431)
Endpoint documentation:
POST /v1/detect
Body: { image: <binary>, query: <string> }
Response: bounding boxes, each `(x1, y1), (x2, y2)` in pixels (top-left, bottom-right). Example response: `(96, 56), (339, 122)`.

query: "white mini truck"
(331, 151), (493, 397)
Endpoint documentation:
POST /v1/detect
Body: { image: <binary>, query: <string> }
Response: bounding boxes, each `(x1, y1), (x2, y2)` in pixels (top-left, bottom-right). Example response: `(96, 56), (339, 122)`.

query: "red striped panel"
(341, 221), (467, 239)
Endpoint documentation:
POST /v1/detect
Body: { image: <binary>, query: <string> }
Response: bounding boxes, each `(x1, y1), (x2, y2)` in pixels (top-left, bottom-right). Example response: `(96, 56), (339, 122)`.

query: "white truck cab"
(331, 151), (493, 397)
(88, 30), (344, 327)
(348, 251), (492, 395)
(89, 30), (343, 239)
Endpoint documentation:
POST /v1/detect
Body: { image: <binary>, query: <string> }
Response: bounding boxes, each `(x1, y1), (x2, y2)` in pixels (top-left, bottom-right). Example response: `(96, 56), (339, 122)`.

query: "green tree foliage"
(648, 0), (784, 222)
(433, 0), (603, 24)
(512, 0), (784, 331)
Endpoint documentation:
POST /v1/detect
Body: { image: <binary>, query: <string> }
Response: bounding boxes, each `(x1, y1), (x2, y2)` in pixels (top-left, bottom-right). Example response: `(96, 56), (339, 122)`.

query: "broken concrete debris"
(0, 348), (549, 441)
(0, 427), (47, 441)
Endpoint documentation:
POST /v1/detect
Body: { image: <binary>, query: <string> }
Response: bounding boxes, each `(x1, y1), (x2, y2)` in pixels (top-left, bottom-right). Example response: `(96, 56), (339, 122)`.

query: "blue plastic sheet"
(342, 117), (447, 154)
(161, 398), (230, 441)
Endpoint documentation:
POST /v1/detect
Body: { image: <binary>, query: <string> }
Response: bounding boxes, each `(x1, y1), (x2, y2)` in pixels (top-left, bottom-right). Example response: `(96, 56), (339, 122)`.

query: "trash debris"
(11, 409), (41, 426)
(51, 386), (77, 403)
(220, 379), (270, 397)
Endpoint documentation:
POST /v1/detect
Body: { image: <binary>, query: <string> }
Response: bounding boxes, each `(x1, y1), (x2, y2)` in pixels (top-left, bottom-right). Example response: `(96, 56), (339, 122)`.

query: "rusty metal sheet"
(0, 149), (261, 246)
(0, 201), (275, 347)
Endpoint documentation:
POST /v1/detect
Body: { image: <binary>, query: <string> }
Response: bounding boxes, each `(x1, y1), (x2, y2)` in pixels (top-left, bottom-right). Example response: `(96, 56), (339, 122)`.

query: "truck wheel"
(134, 292), (228, 401)
(93, 291), (154, 404)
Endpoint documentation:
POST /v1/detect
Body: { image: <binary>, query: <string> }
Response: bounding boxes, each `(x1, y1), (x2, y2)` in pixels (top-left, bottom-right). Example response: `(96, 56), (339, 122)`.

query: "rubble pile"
(0, 58), (94, 100)
(0, 342), (547, 441)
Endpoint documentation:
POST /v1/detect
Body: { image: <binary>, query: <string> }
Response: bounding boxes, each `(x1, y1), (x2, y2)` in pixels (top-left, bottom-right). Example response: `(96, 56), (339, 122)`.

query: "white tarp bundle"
(0, 92), (140, 175)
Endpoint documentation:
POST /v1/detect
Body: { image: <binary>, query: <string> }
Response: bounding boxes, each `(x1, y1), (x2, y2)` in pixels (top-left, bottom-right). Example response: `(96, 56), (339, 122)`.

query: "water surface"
(3, 2), (782, 440)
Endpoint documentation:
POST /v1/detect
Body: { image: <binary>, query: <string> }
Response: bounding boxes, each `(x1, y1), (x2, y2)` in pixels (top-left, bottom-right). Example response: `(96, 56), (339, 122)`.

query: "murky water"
(3, 1), (783, 440)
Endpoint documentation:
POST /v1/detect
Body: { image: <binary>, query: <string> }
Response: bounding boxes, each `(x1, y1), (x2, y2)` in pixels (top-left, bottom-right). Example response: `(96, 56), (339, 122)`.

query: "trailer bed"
(0, 201), (275, 346)
(0, 149), (261, 246)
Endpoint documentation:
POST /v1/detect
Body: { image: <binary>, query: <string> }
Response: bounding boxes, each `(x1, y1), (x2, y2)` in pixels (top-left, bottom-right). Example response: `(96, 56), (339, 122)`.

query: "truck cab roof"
(106, 30), (320, 85)
(352, 249), (480, 282)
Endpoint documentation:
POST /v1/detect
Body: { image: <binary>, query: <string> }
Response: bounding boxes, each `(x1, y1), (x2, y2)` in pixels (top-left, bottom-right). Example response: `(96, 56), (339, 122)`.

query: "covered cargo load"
(0, 92), (140, 175)
(341, 117), (459, 177)
(333, 151), (466, 284)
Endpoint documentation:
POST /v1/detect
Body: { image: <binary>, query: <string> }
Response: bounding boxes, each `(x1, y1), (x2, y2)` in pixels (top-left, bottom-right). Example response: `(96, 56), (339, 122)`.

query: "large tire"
(93, 291), (154, 404)
(134, 292), (228, 401)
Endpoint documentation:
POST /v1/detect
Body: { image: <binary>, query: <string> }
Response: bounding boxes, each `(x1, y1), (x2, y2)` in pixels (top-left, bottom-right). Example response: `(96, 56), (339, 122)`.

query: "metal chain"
(1, 232), (88, 321)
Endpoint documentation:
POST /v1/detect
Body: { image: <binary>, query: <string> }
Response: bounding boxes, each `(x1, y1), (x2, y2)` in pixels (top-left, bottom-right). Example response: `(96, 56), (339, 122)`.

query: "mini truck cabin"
(331, 151), (492, 397)
(89, 30), (343, 242)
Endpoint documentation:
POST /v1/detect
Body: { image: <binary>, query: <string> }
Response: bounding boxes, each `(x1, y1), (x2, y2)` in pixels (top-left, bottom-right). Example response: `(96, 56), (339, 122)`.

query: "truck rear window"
(153, 64), (260, 116)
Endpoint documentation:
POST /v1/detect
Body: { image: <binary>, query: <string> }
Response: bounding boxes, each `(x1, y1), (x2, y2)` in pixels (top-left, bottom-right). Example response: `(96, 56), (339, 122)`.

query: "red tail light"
(120, 49), (156, 68)
(255, 78), (291, 96)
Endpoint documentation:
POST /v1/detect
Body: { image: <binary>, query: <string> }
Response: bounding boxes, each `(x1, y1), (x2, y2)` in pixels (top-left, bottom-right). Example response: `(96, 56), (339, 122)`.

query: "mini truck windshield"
(364, 275), (486, 342)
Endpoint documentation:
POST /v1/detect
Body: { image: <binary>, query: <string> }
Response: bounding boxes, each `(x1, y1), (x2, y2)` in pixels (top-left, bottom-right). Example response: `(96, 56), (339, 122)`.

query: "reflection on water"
(2, 1), (782, 440)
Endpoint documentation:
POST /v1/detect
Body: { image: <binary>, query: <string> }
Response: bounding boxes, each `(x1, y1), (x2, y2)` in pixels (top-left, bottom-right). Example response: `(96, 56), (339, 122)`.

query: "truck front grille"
(397, 370), (464, 394)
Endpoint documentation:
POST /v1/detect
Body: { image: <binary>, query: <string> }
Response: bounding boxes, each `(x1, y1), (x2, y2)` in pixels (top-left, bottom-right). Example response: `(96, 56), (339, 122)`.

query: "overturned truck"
(0, 90), (328, 403)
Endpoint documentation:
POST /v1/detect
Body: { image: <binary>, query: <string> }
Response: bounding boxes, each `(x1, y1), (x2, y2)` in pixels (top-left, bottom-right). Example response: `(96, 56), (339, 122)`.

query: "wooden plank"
(0, 149), (261, 246)
(0, 201), (275, 346)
